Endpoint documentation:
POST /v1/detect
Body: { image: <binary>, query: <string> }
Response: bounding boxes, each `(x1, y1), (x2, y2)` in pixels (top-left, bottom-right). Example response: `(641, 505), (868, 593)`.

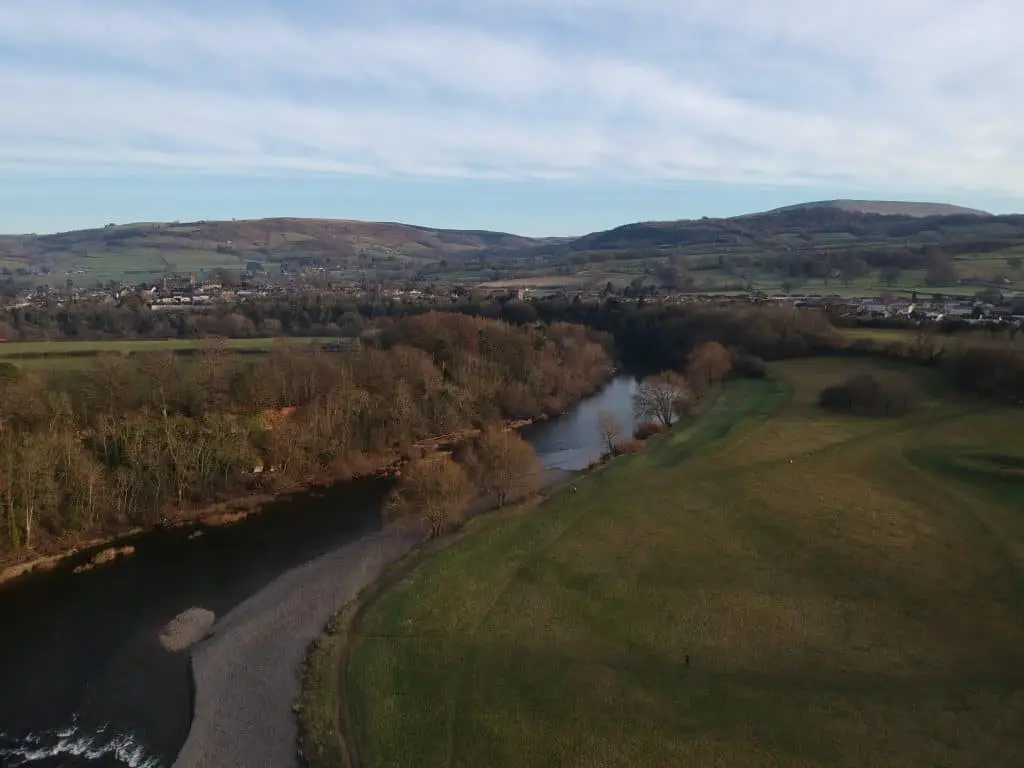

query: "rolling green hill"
(2, 202), (1022, 290)
(0, 218), (553, 285)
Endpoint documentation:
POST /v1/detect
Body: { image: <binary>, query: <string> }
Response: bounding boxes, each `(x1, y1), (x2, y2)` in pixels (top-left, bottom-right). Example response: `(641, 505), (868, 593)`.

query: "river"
(0, 376), (638, 768)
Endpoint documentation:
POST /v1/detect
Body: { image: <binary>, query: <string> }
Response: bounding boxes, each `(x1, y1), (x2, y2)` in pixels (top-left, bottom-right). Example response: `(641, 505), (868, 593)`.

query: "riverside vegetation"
(294, 300), (1024, 767)
(0, 312), (612, 560)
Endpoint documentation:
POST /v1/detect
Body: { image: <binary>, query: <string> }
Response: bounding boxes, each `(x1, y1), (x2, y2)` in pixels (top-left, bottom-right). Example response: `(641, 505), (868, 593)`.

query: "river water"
(0, 376), (637, 768)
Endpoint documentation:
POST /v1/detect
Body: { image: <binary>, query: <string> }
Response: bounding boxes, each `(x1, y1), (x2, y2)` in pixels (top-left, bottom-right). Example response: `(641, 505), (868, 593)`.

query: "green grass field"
(345, 359), (1024, 767)
(0, 337), (338, 368)
(837, 326), (1023, 356)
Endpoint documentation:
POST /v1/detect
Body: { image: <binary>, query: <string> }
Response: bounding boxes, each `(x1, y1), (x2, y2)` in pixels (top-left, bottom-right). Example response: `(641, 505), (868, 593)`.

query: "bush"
(730, 351), (767, 379)
(614, 439), (646, 455)
(948, 348), (1024, 402)
(820, 373), (919, 417)
(633, 421), (665, 440)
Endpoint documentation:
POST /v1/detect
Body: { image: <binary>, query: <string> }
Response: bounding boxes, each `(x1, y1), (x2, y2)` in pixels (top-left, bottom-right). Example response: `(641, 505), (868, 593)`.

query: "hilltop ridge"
(1, 200), (1021, 288)
(757, 199), (992, 218)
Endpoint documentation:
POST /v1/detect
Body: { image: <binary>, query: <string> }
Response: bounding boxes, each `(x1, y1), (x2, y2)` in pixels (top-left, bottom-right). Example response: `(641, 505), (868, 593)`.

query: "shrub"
(730, 351), (767, 379)
(948, 348), (1024, 402)
(614, 439), (646, 455)
(819, 373), (920, 417)
(633, 421), (665, 440)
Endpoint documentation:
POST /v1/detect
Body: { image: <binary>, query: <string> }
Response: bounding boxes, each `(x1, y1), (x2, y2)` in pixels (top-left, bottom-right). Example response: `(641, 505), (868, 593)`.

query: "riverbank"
(0, 374), (632, 768)
(173, 524), (423, 768)
(294, 495), (557, 768)
(294, 450), (641, 767)
(174, 467), (575, 768)
(0, 417), (541, 588)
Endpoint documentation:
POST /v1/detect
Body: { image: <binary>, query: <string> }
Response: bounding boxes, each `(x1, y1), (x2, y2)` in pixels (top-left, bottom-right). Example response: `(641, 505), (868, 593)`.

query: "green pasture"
(345, 358), (1024, 767)
(0, 337), (340, 369)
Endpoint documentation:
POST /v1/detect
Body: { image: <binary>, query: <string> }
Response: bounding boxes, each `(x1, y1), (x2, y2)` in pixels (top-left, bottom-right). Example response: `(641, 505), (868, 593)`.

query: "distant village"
(2, 270), (1023, 331)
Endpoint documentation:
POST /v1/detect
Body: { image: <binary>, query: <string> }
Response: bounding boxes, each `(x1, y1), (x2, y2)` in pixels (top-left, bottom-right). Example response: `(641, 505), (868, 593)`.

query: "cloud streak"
(1, 0), (1022, 197)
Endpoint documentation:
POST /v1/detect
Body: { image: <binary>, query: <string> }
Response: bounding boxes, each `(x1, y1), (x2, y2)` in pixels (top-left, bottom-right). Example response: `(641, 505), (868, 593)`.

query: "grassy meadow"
(345, 359), (1024, 767)
(0, 336), (338, 369)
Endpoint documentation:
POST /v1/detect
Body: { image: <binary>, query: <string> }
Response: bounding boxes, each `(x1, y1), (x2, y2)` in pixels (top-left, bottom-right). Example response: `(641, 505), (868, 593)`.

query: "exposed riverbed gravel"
(173, 526), (421, 768)
(173, 470), (574, 768)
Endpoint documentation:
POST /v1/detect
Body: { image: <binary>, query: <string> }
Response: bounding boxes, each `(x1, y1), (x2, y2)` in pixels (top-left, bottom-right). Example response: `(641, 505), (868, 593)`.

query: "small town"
(3, 270), (1022, 333)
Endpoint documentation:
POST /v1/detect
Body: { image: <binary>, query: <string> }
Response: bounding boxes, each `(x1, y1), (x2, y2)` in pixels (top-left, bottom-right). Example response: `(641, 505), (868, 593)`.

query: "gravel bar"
(173, 527), (420, 768)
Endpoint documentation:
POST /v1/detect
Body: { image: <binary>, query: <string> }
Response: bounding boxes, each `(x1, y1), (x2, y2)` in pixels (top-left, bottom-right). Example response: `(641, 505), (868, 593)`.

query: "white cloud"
(0, 0), (1022, 196)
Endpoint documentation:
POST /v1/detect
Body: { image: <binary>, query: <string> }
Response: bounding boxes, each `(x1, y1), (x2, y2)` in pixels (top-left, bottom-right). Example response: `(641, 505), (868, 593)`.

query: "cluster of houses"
(6, 267), (1024, 333)
(785, 294), (1024, 326)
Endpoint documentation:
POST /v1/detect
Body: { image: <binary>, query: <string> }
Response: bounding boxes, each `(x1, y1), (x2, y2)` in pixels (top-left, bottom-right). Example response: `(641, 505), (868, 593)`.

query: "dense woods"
(3, 293), (1022, 561)
(535, 298), (1024, 402)
(531, 298), (841, 371)
(0, 313), (611, 558)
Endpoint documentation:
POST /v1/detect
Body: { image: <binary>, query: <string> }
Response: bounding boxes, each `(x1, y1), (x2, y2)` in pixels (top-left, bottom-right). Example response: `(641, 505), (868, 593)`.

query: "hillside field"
(0, 337), (337, 369)
(345, 359), (1024, 767)
(3, 206), (1022, 290)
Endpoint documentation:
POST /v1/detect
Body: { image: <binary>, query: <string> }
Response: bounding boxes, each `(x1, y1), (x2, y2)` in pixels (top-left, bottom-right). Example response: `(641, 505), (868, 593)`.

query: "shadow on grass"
(651, 378), (788, 469)
(907, 449), (1024, 511)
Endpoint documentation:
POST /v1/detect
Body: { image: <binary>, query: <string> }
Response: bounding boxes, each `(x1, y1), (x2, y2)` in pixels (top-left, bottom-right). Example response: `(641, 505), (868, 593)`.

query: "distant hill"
(558, 201), (1015, 254)
(2, 201), (1021, 287)
(757, 200), (992, 218)
(0, 217), (551, 284)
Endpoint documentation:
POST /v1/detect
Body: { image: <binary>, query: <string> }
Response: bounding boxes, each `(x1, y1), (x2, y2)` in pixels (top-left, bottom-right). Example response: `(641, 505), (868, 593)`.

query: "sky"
(2, 0), (1023, 236)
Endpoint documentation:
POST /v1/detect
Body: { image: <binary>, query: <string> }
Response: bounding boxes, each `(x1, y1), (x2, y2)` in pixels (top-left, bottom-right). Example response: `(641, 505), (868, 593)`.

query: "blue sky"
(2, 0), (1022, 236)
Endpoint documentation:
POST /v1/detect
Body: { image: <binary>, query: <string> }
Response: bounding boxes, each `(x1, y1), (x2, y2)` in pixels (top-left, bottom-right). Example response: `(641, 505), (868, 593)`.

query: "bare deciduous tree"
(385, 455), (472, 537)
(597, 410), (623, 455)
(469, 427), (542, 506)
(633, 372), (693, 428)
(687, 341), (733, 395)
(914, 322), (938, 361)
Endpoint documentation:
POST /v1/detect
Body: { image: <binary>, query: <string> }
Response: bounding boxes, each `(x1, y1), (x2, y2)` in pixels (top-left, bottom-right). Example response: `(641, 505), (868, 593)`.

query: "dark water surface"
(522, 375), (638, 470)
(0, 376), (636, 767)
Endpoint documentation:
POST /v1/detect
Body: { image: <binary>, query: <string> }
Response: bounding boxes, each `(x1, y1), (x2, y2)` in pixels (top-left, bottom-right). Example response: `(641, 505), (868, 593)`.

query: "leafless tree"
(687, 341), (733, 395)
(633, 372), (693, 428)
(386, 455), (472, 537)
(468, 427), (542, 506)
(914, 322), (938, 361)
(597, 410), (623, 455)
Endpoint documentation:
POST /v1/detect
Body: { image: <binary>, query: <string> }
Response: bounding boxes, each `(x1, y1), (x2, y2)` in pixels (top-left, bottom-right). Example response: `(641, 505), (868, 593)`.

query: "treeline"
(533, 297), (1024, 403)
(0, 313), (611, 557)
(530, 298), (840, 372)
(0, 291), (552, 341)
(6, 291), (1021, 408)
